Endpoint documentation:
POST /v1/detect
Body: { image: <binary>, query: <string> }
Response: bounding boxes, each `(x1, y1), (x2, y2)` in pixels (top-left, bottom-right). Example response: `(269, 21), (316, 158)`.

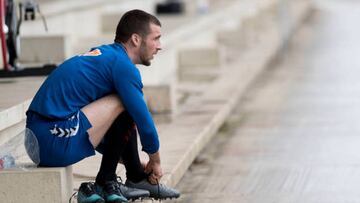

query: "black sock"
(121, 128), (149, 183)
(95, 112), (132, 186)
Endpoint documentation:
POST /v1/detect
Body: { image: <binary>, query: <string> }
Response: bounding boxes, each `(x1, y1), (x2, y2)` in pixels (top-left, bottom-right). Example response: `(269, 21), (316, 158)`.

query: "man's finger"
(148, 175), (158, 184)
(144, 165), (152, 174)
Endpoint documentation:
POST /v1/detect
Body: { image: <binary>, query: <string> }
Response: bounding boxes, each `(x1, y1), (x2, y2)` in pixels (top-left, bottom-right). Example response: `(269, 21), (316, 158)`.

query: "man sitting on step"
(24, 9), (180, 203)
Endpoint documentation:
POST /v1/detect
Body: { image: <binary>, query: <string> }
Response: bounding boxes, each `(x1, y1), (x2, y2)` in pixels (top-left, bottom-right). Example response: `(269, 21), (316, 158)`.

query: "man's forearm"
(146, 150), (163, 184)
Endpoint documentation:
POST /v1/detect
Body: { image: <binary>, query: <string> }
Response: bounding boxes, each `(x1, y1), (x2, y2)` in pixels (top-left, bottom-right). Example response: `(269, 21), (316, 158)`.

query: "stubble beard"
(141, 59), (151, 66)
(140, 42), (151, 66)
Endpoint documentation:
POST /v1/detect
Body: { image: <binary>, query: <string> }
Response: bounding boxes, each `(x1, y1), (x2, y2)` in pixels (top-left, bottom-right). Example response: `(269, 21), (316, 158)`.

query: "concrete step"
(0, 166), (73, 203)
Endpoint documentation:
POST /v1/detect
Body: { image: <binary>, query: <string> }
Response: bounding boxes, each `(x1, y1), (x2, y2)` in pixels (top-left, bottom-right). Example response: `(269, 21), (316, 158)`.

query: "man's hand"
(145, 151), (163, 184)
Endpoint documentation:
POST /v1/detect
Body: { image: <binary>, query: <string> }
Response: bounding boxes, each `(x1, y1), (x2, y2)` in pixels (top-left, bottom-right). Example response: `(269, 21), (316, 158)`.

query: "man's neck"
(119, 42), (129, 55)
(119, 42), (138, 64)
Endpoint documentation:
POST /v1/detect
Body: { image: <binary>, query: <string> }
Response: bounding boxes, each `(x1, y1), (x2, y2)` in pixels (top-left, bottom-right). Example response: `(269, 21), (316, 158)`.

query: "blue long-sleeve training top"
(28, 43), (159, 154)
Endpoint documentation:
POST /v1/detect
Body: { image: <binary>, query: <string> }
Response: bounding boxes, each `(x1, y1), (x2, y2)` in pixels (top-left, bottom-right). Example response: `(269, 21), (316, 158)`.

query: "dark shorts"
(25, 110), (95, 167)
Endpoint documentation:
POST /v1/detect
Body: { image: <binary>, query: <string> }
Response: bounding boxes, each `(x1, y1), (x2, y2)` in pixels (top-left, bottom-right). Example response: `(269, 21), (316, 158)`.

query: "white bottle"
(0, 154), (16, 169)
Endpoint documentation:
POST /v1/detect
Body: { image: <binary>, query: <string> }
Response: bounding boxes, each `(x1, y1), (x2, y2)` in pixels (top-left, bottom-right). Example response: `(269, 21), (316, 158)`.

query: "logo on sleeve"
(80, 49), (102, 56)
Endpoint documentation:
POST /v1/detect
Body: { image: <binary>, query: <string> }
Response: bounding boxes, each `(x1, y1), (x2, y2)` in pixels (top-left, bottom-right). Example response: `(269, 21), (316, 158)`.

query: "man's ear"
(130, 33), (142, 47)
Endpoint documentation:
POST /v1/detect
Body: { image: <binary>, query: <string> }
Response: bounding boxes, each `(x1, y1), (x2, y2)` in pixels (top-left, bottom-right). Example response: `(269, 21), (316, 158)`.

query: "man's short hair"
(114, 9), (161, 43)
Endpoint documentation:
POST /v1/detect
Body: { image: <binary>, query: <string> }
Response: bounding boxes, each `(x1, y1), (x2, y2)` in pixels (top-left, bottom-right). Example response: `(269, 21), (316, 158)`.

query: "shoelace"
(116, 176), (128, 192)
(68, 182), (95, 203)
(68, 190), (78, 203)
(106, 180), (124, 196)
(84, 182), (98, 195)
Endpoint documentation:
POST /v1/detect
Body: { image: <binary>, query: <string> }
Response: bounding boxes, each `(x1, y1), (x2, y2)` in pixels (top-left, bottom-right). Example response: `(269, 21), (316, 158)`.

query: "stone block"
(143, 84), (176, 116)
(177, 47), (222, 81)
(178, 47), (221, 68)
(217, 29), (245, 47)
(19, 35), (69, 64)
(241, 14), (262, 44)
(0, 166), (73, 203)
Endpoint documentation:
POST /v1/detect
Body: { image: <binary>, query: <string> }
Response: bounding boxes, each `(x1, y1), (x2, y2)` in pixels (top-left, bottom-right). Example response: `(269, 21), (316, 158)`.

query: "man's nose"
(157, 42), (162, 51)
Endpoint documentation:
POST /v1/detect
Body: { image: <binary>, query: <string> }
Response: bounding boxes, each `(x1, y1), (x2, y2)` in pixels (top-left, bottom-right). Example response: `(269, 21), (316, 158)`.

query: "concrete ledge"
(177, 47), (223, 81)
(178, 47), (222, 68)
(38, 0), (118, 18)
(0, 166), (73, 203)
(19, 35), (70, 64)
(0, 100), (30, 132)
(241, 12), (264, 46)
(0, 120), (25, 147)
(217, 28), (245, 47)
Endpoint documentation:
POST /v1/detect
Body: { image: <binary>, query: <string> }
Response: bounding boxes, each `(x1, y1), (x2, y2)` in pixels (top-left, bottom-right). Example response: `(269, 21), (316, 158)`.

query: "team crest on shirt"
(80, 49), (102, 56)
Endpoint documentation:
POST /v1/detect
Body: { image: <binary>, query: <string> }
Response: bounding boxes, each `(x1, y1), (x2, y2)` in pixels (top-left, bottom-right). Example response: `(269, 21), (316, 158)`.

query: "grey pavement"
(173, 1), (360, 202)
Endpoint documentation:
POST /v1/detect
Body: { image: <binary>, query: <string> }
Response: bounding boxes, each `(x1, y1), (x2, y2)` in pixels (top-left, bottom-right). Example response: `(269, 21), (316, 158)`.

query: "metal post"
(0, 0), (9, 71)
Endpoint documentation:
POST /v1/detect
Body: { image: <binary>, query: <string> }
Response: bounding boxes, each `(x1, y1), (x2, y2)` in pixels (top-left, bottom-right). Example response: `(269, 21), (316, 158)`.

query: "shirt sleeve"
(111, 60), (160, 154)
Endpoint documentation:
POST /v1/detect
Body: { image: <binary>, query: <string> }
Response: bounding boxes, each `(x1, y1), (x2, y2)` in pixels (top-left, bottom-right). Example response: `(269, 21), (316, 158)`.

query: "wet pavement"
(173, 1), (360, 202)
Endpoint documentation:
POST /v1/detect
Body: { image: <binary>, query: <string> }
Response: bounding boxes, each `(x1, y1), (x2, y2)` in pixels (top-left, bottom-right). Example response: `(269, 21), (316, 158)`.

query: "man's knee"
(115, 111), (136, 130)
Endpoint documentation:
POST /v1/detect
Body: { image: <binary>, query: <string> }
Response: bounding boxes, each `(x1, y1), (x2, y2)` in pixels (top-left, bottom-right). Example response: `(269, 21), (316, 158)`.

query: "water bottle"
(0, 154), (16, 170)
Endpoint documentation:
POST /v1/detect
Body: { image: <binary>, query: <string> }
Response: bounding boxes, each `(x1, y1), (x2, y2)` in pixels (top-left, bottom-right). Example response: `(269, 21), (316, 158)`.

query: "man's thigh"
(81, 94), (124, 147)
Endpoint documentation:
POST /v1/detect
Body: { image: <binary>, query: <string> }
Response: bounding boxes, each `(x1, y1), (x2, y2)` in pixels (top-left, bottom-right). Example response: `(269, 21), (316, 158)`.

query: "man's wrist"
(148, 151), (161, 163)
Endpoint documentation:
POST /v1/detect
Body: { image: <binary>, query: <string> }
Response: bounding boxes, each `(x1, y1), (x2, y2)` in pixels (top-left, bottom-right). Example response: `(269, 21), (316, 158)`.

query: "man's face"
(139, 23), (162, 66)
